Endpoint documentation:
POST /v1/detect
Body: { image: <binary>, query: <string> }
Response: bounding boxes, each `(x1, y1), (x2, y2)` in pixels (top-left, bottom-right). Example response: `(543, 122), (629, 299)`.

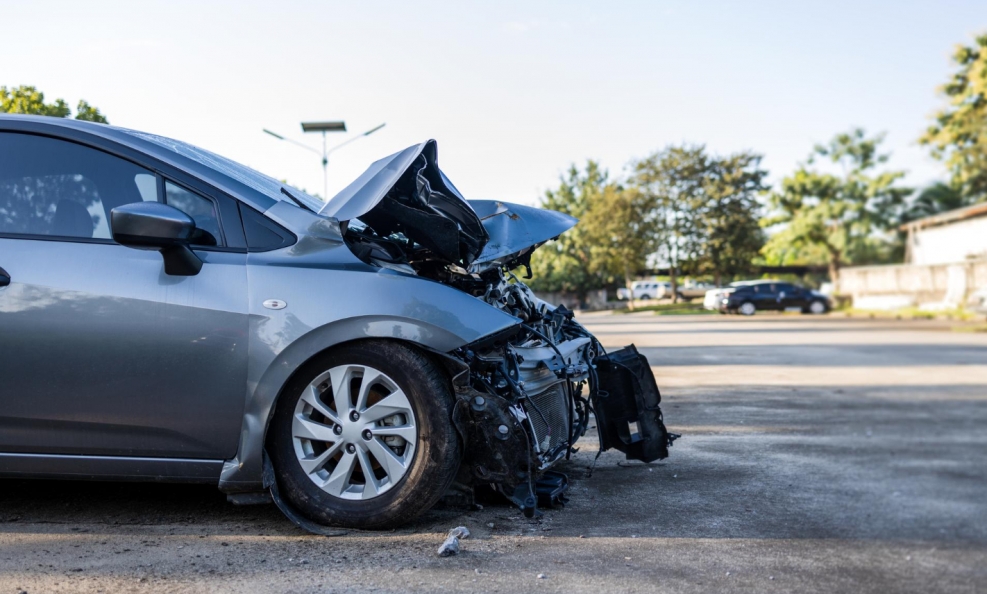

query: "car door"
(751, 283), (779, 310)
(776, 283), (805, 310)
(0, 132), (248, 459)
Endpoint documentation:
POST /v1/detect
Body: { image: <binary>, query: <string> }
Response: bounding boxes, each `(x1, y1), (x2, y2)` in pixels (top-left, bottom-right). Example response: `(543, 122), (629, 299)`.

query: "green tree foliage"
(628, 145), (766, 296)
(629, 146), (707, 299)
(0, 85), (109, 123)
(902, 182), (966, 223)
(529, 161), (659, 302)
(528, 162), (617, 298)
(919, 33), (987, 202)
(689, 151), (768, 287)
(761, 129), (910, 292)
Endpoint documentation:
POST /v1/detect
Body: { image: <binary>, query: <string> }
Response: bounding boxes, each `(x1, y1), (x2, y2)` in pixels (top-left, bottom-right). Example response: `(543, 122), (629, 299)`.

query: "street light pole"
(263, 121), (386, 200)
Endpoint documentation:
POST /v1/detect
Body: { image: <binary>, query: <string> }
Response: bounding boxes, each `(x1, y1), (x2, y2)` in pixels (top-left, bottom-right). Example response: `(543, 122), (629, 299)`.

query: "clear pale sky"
(3, 1), (984, 204)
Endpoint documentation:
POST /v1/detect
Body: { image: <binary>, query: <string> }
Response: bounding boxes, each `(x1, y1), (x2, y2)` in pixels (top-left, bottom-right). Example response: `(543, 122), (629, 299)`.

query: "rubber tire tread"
(267, 340), (461, 529)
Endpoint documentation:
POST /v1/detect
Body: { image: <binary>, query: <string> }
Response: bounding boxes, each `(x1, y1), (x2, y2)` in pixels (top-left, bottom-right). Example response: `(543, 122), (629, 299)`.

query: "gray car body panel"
(0, 239), (249, 458)
(0, 116), (522, 490)
(221, 203), (520, 491)
(469, 200), (577, 270)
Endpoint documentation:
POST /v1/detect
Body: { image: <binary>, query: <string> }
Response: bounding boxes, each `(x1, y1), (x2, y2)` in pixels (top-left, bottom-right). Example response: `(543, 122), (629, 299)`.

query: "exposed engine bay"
(321, 139), (678, 516)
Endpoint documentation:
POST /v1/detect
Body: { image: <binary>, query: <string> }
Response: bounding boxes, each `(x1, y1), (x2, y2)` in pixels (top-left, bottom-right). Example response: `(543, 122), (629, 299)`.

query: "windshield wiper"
(281, 186), (314, 213)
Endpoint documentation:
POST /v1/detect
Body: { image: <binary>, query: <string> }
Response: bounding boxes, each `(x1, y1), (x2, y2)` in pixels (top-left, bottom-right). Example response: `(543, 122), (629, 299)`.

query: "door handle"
(0, 266), (10, 287)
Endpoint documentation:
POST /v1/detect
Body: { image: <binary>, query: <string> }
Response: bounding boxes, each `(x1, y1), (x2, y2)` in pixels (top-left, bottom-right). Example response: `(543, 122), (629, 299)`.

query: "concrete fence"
(839, 258), (987, 309)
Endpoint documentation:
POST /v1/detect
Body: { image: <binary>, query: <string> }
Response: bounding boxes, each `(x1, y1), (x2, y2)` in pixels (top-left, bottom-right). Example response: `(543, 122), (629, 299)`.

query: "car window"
(165, 181), (223, 247)
(0, 133), (156, 240)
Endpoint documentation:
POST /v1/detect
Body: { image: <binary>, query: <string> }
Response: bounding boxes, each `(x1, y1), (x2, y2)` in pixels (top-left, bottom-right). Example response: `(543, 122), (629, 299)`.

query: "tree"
(901, 182), (966, 223)
(529, 161), (656, 304)
(528, 161), (613, 300)
(629, 145), (709, 301)
(919, 33), (987, 203)
(0, 85), (109, 123)
(691, 151), (768, 287)
(580, 184), (659, 308)
(761, 129), (910, 292)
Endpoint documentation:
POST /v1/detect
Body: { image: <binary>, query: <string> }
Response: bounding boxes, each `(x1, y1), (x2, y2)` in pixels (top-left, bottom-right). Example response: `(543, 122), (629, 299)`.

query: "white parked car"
(617, 280), (670, 301)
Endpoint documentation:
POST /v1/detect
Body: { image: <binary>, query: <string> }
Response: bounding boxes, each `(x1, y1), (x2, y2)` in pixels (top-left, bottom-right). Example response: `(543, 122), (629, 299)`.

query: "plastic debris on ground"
(437, 526), (471, 557)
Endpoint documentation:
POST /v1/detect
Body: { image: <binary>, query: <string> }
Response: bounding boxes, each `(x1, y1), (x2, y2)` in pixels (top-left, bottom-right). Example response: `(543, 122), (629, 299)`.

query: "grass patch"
(951, 324), (987, 333)
(614, 302), (715, 315)
(839, 307), (985, 322)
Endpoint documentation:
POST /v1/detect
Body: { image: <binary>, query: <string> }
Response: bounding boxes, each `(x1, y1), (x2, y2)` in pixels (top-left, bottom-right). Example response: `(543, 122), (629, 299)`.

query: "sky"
(3, 1), (985, 205)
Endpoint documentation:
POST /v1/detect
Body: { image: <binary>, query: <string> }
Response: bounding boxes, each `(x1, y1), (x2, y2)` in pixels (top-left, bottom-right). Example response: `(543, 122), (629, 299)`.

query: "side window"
(165, 181), (223, 247)
(0, 133), (156, 240)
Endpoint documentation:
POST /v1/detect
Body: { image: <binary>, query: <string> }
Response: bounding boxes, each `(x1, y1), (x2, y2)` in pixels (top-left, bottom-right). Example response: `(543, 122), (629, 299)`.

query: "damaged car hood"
(323, 140), (576, 270)
(469, 200), (576, 272)
(320, 139), (488, 267)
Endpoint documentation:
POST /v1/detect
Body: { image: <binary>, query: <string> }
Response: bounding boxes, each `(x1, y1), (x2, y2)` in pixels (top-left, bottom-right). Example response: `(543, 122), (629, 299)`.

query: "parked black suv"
(717, 280), (830, 316)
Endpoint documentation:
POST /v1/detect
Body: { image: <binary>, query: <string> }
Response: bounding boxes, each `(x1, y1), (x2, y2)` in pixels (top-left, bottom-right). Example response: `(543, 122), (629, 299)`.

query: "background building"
(841, 203), (987, 311)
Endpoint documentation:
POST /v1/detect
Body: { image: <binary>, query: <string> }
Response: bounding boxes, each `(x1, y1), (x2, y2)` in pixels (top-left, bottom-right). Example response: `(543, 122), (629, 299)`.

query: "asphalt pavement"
(1, 313), (985, 593)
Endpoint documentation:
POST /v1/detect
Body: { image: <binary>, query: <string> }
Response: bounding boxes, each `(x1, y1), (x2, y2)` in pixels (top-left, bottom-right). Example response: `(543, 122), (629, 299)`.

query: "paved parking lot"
(2, 313), (986, 593)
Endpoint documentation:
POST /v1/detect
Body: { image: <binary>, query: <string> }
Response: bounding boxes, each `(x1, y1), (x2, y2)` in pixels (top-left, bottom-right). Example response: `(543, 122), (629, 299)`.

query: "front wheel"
(738, 301), (756, 316)
(805, 300), (827, 315)
(267, 340), (461, 529)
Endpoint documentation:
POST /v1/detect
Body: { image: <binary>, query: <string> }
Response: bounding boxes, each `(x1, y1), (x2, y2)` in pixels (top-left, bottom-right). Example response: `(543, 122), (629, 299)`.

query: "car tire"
(267, 340), (461, 530)
(806, 300), (827, 315)
(639, 294), (651, 300)
(738, 301), (756, 316)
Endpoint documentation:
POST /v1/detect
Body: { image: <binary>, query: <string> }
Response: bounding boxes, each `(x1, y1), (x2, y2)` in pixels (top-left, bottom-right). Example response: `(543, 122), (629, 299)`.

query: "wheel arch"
(218, 314), (497, 493)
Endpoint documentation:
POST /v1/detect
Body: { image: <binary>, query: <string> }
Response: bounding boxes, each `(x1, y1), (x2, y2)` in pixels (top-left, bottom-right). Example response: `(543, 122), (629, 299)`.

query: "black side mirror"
(110, 202), (202, 276)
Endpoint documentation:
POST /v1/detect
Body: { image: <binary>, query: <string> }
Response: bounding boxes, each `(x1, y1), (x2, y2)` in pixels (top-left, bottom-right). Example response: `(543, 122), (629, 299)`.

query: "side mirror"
(110, 202), (202, 276)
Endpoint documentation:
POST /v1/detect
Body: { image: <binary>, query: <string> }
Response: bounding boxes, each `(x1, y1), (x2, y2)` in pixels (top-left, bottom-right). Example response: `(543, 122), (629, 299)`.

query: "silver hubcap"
(810, 301), (825, 314)
(739, 302), (756, 315)
(292, 364), (417, 500)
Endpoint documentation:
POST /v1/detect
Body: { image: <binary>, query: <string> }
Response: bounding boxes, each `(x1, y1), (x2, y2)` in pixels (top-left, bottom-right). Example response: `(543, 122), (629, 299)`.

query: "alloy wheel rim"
(810, 301), (825, 314)
(292, 364), (417, 500)
(740, 303), (755, 315)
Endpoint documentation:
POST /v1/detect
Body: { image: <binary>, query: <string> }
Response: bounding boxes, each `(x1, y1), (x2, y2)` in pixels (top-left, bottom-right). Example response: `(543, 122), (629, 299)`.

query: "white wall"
(912, 216), (987, 265)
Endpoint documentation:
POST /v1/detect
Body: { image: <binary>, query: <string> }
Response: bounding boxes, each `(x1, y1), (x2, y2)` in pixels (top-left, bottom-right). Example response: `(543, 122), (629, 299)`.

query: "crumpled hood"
(321, 140), (488, 267)
(323, 140), (576, 270)
(469, 200), (576, 272)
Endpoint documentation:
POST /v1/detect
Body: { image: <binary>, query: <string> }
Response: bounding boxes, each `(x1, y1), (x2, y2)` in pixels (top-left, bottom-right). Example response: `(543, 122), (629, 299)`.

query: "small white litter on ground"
(437, 526), (471, 557)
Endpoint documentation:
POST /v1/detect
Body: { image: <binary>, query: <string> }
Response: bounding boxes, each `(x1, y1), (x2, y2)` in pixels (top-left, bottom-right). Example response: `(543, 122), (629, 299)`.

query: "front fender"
(219, 257), (518, 492)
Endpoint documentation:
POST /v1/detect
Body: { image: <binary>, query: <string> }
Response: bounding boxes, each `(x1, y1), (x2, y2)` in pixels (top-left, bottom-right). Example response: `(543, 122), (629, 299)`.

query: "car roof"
(0, 114), (297, 213)
(730, 279), (782, 286)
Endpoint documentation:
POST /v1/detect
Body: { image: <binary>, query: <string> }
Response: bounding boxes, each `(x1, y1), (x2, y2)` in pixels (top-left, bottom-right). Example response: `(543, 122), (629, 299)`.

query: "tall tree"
(0, 85), (109, 123)
(691, 151), (768, 287)
(530, 161), (657, 304)
(580, 184), (659, 307)
(761, 129), (910, 292)
(919, 33), (987, 203)
(529, 161), (613, 300)
(629, 145), (709, 301)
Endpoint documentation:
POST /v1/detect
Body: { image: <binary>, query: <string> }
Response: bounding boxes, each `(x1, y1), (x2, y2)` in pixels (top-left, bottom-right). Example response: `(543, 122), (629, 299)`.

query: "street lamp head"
(301, 121), (347, 133)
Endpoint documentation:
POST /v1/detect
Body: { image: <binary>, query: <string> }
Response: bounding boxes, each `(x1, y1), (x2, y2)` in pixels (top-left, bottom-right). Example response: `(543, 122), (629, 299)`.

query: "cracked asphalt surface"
(1, 313), (985, 593)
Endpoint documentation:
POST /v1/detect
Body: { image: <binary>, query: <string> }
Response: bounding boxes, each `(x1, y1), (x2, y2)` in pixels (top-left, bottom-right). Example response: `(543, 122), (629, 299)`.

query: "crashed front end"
(321, 140), (677, 516)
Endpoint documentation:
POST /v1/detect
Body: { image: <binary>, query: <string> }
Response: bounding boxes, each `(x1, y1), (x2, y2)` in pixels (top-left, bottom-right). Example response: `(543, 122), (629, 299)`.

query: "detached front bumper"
(594, 345), (677, 463)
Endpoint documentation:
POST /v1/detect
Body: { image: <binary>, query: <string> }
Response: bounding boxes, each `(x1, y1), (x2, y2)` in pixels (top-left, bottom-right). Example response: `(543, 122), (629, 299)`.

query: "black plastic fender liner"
(593, 345), (677, 463)
(262, 451), (348, 537)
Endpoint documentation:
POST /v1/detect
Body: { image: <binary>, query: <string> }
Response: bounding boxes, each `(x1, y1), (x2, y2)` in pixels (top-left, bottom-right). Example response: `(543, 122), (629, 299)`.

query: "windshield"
(120, 129), (325, 212)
